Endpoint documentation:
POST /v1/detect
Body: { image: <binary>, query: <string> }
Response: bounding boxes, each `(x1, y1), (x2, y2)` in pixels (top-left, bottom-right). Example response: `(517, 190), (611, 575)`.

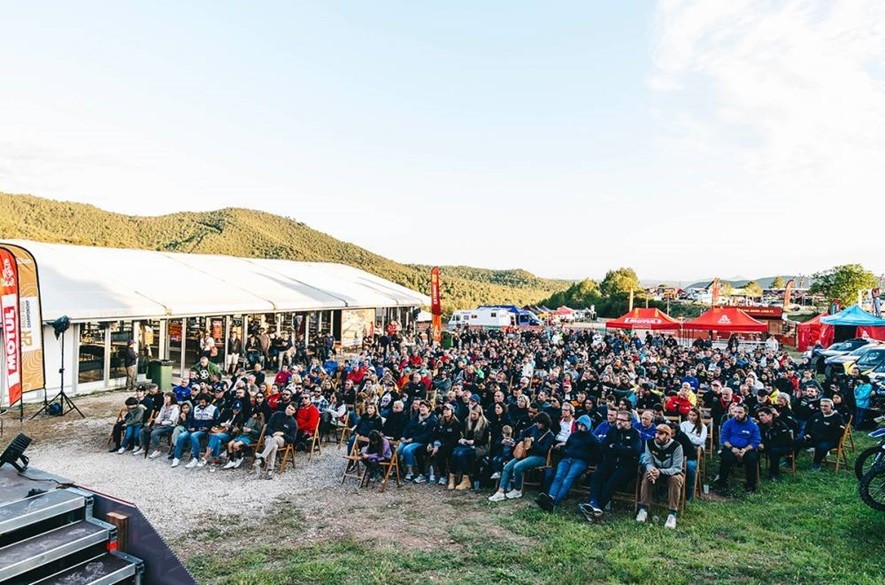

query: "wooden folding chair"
(107, 407), (127, 447)
(243, 425), (267, 464)
(636, 459), (687, 515)
(341, 440), (366, 486)
(702, 418), (715, 462)
(521, 447), (554, 492)
(822, 422), (851, 473)
(308, 419), (323, 462)
(664, 415), (682, 425)
(337, 425), (353, 450)
(277, 441), (297, 473)
(844, 416), (856, 452)
(375, 439), (402, 493)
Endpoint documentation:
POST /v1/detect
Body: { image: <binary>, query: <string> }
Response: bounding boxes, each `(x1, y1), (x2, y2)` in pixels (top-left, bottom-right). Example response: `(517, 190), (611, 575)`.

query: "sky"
(1, 1), (883, 282)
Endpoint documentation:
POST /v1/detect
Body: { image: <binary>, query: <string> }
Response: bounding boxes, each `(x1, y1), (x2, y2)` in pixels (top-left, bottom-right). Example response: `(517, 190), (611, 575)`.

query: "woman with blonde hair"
(449, 405), (490, 490)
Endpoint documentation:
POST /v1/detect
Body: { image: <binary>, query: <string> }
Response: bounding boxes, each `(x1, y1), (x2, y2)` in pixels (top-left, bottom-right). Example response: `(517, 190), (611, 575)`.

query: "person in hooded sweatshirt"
(537, 415), (600, 510)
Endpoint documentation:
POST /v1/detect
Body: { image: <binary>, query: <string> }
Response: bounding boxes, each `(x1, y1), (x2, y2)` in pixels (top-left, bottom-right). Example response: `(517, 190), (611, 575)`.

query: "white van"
(447, 310), (472, 330)
(448, 308), (515, 329)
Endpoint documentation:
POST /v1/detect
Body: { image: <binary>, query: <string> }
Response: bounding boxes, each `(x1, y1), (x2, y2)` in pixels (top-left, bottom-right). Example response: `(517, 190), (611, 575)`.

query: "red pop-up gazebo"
(682, 307), (767, 332)
(606, 308), (681, 330)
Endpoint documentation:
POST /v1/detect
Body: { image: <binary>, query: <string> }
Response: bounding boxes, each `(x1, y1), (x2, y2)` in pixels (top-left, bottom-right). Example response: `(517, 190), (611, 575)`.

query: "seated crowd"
(108, 326), (867, 524)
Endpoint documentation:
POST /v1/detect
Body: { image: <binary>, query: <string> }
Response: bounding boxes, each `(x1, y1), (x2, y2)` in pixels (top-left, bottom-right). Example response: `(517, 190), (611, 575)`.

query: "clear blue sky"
(1, 1), (883, 282)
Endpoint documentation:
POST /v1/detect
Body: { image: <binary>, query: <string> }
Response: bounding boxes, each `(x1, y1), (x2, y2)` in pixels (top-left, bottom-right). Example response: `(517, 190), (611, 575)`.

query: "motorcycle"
(854, 427), (885, 480)
(858, 427), (885, 511)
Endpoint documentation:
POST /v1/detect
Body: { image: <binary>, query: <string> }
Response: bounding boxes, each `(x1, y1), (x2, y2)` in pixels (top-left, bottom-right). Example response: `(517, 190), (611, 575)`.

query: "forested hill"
(0, 192), (570, 311)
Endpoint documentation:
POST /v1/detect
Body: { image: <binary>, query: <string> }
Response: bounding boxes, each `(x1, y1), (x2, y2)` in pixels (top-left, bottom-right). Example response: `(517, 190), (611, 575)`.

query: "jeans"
(718, 449), (759, 488)
(398, 442), (426, 468)
(588, 460), (636, 509)
(792, 437), (838, 465)
(548, 457), (589, 504)
(498, 455), (545, 492)
(765, 446), (791, 478)
(174, 430), (207, 459)
(855, 408), (868, 429)
(685, 459), (698, 501)
(450, 446), (478, 475)
(207, 433), (231, 458)
(140, 425), (173, 449)
(120, 425), (142, 449)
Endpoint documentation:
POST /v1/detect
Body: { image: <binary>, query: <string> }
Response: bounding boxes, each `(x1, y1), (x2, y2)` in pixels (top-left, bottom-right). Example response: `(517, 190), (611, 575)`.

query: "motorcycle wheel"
(854, 446), (885, 480)
(859, 465), (885, 511)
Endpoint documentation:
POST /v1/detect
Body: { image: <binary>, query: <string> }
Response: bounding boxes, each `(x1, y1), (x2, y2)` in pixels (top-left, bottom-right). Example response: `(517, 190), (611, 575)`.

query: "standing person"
(124, 340), (138, 390)
(636, 424), (684, 529)
(578, 410), (642, 522)
(227, 330), (243, 376)
(258, 328), (272, 366)
(253, 403), (298, 480)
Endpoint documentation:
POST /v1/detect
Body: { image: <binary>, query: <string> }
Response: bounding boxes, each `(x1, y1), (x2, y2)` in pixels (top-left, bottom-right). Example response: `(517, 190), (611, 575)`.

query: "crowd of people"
(108, 324), (876, 526)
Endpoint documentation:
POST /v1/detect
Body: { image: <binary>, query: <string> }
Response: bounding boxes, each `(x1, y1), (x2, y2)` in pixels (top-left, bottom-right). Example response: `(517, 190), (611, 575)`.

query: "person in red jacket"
(665, 383), (695, 417)
(295, 393), (320, 447)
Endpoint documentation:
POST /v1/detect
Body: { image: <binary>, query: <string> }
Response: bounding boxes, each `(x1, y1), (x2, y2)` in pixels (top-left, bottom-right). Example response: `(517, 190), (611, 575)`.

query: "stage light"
(0, 433), (32, 472)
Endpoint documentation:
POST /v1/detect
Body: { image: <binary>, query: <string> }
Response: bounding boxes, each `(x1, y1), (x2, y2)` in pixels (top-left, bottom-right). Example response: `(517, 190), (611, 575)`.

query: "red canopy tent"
(682, 307), (767, 332)
(605, 308), (681, 330)
(795, 314), (834, 351)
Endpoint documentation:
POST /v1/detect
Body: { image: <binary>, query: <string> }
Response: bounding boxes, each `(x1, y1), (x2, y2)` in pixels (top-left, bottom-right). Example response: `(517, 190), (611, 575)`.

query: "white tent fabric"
(1, 240), (429, 322)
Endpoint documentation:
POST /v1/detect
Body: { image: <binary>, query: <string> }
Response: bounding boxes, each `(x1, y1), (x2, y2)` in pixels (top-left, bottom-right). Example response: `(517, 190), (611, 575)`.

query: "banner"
(3, 244), (45, 395)
(711, 278), (721, 306)
(430, 267), (442, 343)
(783, 278), (795, 309)
(0, 248), (23, 406)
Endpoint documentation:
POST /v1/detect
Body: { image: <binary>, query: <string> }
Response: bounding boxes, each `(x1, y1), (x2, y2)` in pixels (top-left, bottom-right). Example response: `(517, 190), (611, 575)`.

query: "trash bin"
(441, 331), (453, 349)
(148, 359), (174, 390)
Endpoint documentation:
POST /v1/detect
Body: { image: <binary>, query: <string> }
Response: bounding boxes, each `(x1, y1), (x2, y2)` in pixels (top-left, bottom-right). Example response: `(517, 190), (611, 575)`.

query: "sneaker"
(413, 474), (428, 484)
(251, 456), (264, 473)
(149, 450), (162, 459)
(233, 458), (244, 469)
(185, 459), (199, 469)
(428, 474), (437, 484)
(109, 446), (120, 453)
(810, 464), (821, 472)
(438, 476), (447, 486)
(404, 473), (415, 482)
(505, 489), (522, 499)
(132, 448), (145, 456)
(171, 458), (180, 468)
(490, 472), (501, 480)
(488, 491), (506, 502)
(197, 459), (207, 468)
(117, 447), (126, 454)
(209, 465), (217, 473)
(635, 508), (648, 523)
(590, 504), (604, 517)
(264, 471), (274, 480)
(745, 485), (758, 494)
(578, 503), (597, 523)
(222, 460), (237, 470)
(664, 514), (677, 529)
(536, 493), (554, 511)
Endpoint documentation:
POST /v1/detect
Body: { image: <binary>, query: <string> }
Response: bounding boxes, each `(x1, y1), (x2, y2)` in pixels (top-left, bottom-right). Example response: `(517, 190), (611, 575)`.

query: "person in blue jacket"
(579, 409), (642, 522)
(713, 403), (762, 493)
(537, 415), (600, 510)
(488, 412), (555, 502)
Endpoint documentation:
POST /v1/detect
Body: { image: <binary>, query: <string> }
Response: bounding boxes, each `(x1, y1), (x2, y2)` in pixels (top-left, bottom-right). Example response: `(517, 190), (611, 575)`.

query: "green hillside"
(0, 192), (569, 312)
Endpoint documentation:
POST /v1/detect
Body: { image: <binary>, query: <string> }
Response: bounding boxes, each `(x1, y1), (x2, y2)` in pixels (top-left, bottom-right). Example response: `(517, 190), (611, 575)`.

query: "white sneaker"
(171, 458), (180, 468)
(635, 508), (648, 523)
(117, 447), (126, 454)
(223, 460), (237, 470)
(132, 448), (145, 456)
(233, 458), (244, 469)
(505, 489), (523, 499)
(185, 459), (199, 469)
(148, 450), (162, 459)
(490, 472), (501, 480)
(665, 514), (677, 529)
(197, 458), (207, 468)
(488, 491), (506, 502)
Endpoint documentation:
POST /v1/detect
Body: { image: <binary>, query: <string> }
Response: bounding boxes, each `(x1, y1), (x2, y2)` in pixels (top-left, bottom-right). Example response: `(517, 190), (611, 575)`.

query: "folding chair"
(243, 425), (267, 464)
(844, 416), (856, 452)
(107, 407), (127, 447)
(337, 425), (353, 450)
(308, 419), (323, 462)
(822, 422), (851, 473)
(664, 415), (682, 425)
(277, 441), (297, 474)
(375, 439), (402, 493)
(341, 440), (366, 486)
(521, 447), (554, 492)
(636, 459), (687, 515)
(702, 418), (715, 462)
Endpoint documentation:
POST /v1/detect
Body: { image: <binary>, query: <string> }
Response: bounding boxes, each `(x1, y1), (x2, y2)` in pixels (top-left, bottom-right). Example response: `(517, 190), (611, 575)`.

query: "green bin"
(441, 331), (453, 349)
(148, 359), (174, 391)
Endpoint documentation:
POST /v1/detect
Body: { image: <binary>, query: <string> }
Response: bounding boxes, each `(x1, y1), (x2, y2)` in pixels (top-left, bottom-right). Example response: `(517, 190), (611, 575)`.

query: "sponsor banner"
(430, 267), (441, 343)
(624, 318), (663, 325)
(0, 248), (22, 405)
(3, 244), (45, 394)
(741, 306), (784, 319)
(783, 279), (795, 308)
(341, 309), (375, 349)
(711, 278), (721, 306)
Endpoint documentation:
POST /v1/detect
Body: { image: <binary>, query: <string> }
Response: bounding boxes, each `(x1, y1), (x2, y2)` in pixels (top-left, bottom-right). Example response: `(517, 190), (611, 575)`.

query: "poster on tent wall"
(341, 309), (375, 349)
(0, 248), (23, 406)
(3, 244), (45, 395)
(430, 267), (441, 343)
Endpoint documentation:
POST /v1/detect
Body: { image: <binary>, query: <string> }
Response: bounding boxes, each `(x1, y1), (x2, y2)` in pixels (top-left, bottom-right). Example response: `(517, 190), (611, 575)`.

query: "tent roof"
(1, 240), (429, 322)
(605, 308), (681, 330)
(820, 305), (885, 326)
(682, 307), (767, 332)
(795, 314), (826, 327)
(554, 306), (575, 315)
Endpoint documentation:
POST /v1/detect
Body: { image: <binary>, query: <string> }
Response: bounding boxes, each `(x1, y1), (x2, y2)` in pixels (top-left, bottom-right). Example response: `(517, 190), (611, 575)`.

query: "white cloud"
(651, 0), (885, 215)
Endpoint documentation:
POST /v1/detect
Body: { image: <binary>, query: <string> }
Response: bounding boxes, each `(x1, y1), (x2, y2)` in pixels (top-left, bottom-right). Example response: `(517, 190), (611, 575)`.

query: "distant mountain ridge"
(0, 192), (571, 311)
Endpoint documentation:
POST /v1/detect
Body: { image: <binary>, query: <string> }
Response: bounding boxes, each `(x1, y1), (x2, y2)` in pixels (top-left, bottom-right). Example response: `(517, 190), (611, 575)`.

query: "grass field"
(187, 437), (885, 585)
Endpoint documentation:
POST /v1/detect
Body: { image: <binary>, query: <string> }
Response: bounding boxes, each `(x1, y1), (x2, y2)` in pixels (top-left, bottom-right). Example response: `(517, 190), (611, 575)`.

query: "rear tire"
(859, 466), (885, 511)
(854, 447), (885, 480)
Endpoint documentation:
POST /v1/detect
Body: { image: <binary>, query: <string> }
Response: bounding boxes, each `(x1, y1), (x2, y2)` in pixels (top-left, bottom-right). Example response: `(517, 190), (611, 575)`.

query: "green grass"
(189, 442), (885, 585)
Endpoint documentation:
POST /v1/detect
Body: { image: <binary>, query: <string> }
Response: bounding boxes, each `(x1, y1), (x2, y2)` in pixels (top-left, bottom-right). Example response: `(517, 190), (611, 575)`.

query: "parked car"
(812, 338), (875, 373)
(824, 343), (885, 377)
